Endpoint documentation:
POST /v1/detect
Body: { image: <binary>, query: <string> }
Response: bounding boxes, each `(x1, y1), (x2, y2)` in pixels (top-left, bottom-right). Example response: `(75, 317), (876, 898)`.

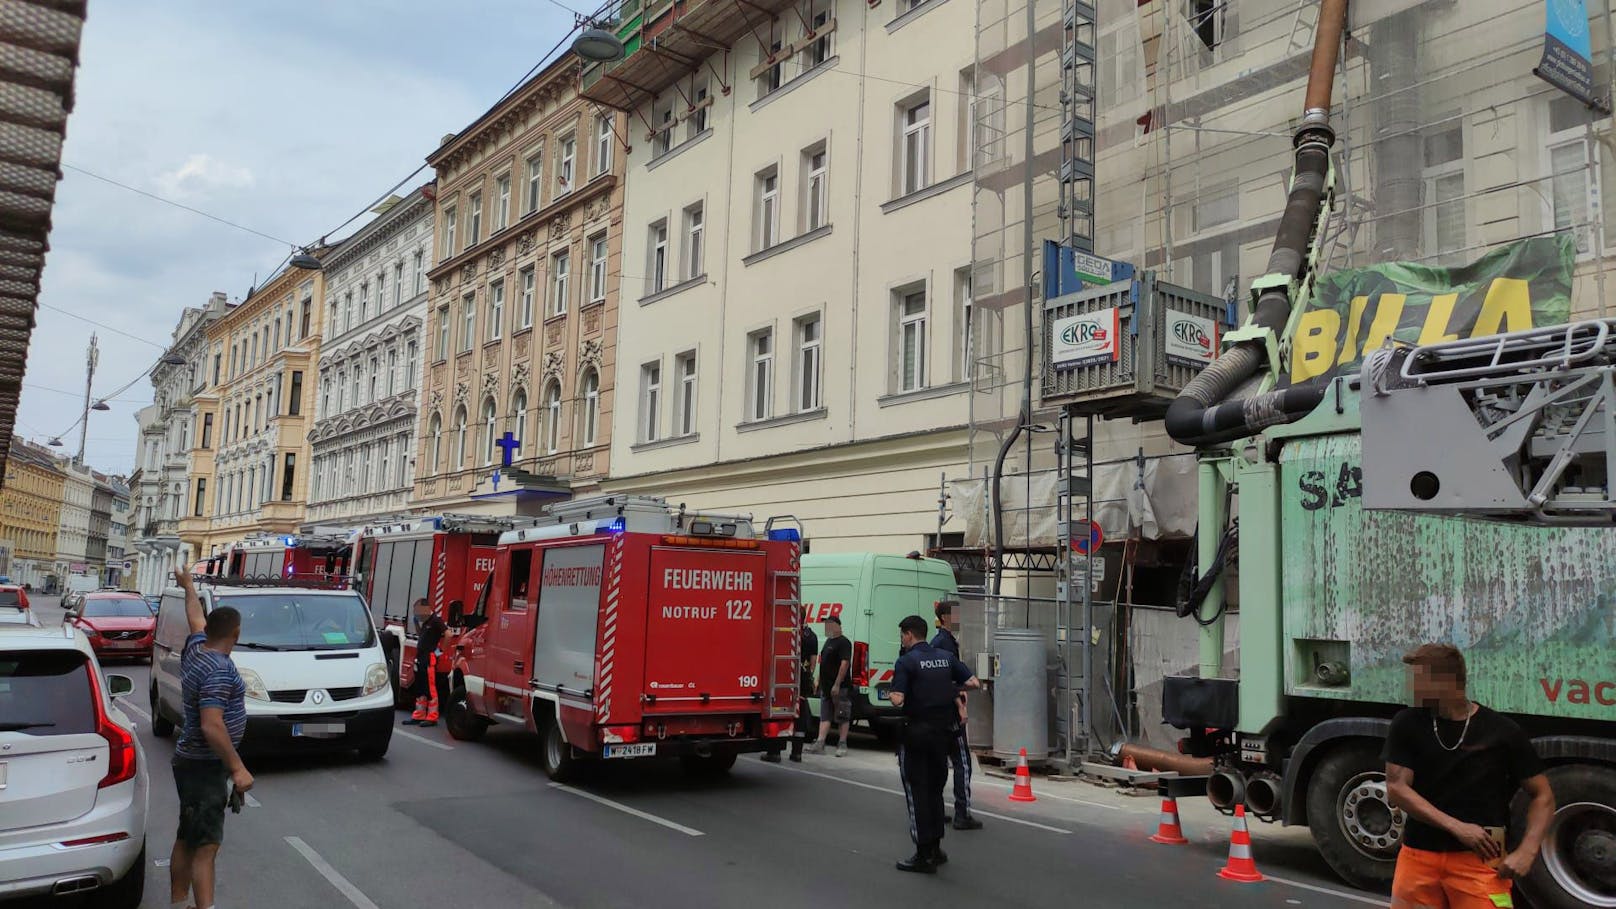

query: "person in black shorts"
(808, 615), (852, 756)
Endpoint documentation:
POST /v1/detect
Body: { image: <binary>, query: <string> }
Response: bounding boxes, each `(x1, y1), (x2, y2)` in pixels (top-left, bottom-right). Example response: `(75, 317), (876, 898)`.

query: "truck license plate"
(603, 743), (656, 759)
(292, 722), (345, 738)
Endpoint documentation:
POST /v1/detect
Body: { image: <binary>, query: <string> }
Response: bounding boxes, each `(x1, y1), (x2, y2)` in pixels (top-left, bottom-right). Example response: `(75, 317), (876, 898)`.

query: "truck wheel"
(1515, 764), (1616, 909)
(541, 721), (579, 783)
(681, 752), (739, 776)
(1306, 743), (1405, 891)
(445, 688), (488, 742)
(388, 653), (410, 709)
(150, 683), (174, 738)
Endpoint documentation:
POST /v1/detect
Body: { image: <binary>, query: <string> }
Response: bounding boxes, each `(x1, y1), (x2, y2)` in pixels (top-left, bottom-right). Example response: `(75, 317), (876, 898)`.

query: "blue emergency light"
(766, 528), (801, 542)
(602, 516), (626, 534)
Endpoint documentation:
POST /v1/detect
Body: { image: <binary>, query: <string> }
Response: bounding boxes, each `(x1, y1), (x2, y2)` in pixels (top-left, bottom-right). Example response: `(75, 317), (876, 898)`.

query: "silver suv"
(0, 613), (148, 906)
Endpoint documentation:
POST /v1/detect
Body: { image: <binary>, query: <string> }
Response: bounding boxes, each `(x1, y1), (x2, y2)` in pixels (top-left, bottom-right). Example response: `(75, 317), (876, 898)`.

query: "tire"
(388, 652), (410, 710)
(1514, 763), (1616, 909)
(150, 682), (174, 738)
(681, 752), (739, 777)
(541, 720), (578, 783)
(445, 688), (488, 742)
(356, 737), (390, 762)
(1305, 742), (1405, 892)
(89, 844), (144, 909)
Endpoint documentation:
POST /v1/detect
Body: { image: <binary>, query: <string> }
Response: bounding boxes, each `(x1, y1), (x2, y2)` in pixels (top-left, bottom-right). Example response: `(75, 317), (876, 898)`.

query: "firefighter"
(889, 614), (981, 873)
(931, 601), (981, 830)
(403, 597), (447, 728)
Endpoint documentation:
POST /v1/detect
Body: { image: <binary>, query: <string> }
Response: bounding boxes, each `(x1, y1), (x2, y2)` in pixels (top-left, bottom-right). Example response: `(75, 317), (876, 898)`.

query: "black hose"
(1177, 518), (1239, 624)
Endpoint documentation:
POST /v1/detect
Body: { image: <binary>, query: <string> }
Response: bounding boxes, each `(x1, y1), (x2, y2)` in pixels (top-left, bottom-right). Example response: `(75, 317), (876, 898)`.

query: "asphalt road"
(19, 598), (1387, 908)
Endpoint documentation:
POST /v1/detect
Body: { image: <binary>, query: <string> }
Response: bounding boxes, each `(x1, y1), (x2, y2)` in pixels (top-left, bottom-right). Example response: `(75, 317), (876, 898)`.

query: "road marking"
(546, 782), (705, 837)
(767, 763), (1072, 834)
(285, 836), (382, 909)
(1262, 873), (1384, 906)
(395, 729), (454, 751)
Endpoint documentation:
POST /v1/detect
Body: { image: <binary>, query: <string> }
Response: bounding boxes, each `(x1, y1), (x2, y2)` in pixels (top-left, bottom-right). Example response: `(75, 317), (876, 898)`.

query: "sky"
(17, 0), (582, 475)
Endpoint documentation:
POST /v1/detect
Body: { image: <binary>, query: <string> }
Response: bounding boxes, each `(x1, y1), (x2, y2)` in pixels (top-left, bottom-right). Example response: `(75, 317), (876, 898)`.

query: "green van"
(800, 552), (959, 734)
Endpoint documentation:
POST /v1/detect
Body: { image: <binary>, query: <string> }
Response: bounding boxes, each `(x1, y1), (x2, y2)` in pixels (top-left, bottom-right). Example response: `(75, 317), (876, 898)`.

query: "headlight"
(363, 662), (389, 696)
(238, 668), (269, 702)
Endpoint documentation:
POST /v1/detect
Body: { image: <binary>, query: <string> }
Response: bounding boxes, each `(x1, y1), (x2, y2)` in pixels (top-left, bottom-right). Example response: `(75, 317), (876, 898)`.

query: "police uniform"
(891, 639), (974, 870)
(930, 626), (979, 829)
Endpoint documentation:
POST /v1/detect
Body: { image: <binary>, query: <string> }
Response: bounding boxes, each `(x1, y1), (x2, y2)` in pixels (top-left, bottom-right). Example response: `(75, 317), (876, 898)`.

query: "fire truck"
(192, 534), (353, 583)
(440, 495), (804, 780)
(349, 514), (520, 705)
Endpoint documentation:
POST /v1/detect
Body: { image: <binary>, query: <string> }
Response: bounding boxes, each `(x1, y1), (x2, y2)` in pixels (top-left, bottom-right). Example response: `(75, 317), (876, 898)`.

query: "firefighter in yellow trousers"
(403, 597), (447, 727)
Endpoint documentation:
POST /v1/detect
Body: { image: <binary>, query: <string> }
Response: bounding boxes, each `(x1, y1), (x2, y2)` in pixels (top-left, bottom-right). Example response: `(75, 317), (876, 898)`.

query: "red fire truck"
(193, 533), (354, 582)
(441, 495), (804, 780)
(349, 514), (519, 705)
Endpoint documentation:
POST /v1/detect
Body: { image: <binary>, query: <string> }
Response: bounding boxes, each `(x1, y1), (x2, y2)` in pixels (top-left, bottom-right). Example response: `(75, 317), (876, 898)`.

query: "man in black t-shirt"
(807, 615), (853, 757)
(1383, 643), (1554, 909)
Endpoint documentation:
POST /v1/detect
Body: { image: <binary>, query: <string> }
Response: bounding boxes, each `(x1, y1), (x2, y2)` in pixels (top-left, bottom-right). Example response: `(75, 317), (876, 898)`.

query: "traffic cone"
(1216, 804), (1265, 883)
(1008, 748), (1037, 802)
(1148, 795), (1189, 845)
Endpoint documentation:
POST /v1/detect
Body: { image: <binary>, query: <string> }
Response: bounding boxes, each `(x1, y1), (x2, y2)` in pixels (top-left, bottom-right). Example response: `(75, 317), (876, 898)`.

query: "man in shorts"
(169, 569), (252, 909)
(808, 615), (853, 757)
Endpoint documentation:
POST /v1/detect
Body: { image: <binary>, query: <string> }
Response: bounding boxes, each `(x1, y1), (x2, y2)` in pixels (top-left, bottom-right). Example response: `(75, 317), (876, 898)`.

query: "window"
(300, 297), (311, 338)
(955, 267), (979, 380)
(758, 30), (783, 97)
(802, 0), (832, 66)
(589, 234), (608, 303)
(748, 329), (774, 421)
(550, 250), (570, 316)
(212, 353), (221, 386)
(344, 293), (356, 332)
(387, 349), (398, 396)
(1193, 182), (1239, 232)
(194, 478), (206, 517)
(481, 398), (497, 466)
(359, 445), (371, 494)
(649, 221), (669, 293)
(803, 146), (828, 231)
(688, 81), (710, 139)
(595, 114), (614, 175)
(362, 281), (373, 322)
(512, 389), (528, 457)
(281, 453), (296, 502)
(897, 289), (928, 391)
(519, 266), (536, 327)
(405, 341), (417, 389)
(443, 206), (457, 257)
(453, 406), (468, 467)
(653, 99), (675, 157)
(461, 293), (476, 351)
(495, 174), (511, 230)
(543, 381), (563, 453)
(525, 151), (543, 213)
(467, 192), (483, 249)
(1545, 96), (1610, 257)
(289, 370), (303, 415)
(581, 368), (600, 445)
(393, 262), (404, 307)
(368, 357), (379, 403)
(795, 314), (822, 411)
(201, 413), (213, 449)
(958, 67), (978, 171)
(675, 351), (698, 436)
(350, 368), (361, 409)
(557, 135), (576, 194)
(379, 443), (391, 491)
(901, 98), (931, 195)
(428, 412), (442, 472)
(488, 280), (505, 341)
(436, 305), (450, 358)
(757, 168), (780, 250)
(640, 362), (662, 442)
(272, 320), (281, 351)
(684, 204), (704, 279)
(413, 251), (424, 295)
(1424, 118), (1466, 265)
(1188, 0), (1229, 53)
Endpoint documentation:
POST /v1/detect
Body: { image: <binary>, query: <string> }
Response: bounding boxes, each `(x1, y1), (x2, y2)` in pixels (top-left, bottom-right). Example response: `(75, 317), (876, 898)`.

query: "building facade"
(106, 481), (130, 588)
(582, 0), (979, 552)
(180, 264), (323, 559)
(307, 188), (433, 528)
(0, 439), (63, 588)
(55, 459), (94, 584)
(131, 293), (229, 595)
(411, 57), (626, 516)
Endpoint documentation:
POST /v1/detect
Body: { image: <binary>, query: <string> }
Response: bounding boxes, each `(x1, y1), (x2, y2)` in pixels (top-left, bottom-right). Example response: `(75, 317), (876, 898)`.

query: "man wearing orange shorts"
(1383, 644), (1555, 908)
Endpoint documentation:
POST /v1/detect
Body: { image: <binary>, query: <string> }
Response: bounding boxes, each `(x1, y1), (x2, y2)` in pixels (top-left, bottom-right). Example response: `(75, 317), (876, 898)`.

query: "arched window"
(453, 406), (468, 468)
(481, 397), (498, 466)
(581, 369), (600, 446)
(544, 380), (562, 454)
(427, 412), (442, 472)
(511, 389), (528, 458)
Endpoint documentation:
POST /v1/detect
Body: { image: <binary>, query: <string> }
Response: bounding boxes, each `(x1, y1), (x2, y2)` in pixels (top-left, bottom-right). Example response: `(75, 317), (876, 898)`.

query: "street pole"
(76, 333), (98, 465)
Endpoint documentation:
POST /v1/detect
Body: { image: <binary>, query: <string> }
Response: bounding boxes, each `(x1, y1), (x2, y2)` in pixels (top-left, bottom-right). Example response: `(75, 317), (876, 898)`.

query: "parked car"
(0, 585), (29, 612)
(142, 595), (160, 615)
(0, 620), (148, 906)
(67, 593), (157, 662)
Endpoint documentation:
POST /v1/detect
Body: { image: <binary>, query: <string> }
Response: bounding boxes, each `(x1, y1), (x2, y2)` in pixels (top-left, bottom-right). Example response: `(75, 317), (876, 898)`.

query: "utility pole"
(77, 332), (98, 465)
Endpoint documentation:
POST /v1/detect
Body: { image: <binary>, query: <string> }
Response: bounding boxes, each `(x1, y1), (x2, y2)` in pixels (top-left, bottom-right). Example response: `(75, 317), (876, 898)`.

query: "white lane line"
(285, 836), (382, 909)
(1262, 873), (1385, 906)
(394, 729), (454, 751)
(546, 782), (705, 837)
(244, 792), (262, 808)
(767, 763), (1073, 835)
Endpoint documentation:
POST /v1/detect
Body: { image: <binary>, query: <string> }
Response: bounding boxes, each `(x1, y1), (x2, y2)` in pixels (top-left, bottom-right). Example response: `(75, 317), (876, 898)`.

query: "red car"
(0, 584), (29, 610)
(69, 591), (157, 661)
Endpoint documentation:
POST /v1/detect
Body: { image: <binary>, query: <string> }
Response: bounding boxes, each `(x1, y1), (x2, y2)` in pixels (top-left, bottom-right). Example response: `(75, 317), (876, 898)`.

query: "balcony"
(578, 0), (799, 110)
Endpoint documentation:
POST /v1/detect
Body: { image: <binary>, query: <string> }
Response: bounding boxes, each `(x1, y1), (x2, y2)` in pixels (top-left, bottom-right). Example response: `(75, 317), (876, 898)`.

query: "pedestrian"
(930, 601), (981, 830)
(764, 617), (817, 763)
(403, 597), (447, 728)
(168, 568), (252, 909)
(807, 614), (852, 756)
(1384, 643), (1554, 909)
(890, 614), (981, 872)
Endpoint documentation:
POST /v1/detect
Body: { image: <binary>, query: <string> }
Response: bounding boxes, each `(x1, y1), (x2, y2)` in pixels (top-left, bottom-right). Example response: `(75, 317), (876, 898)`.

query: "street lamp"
(290, 250), (323, 270)
(47, 437), (62, 447)
(90, 400), (110, 411)
(159, 353), (186, 366)
(572, 25), (625, 62)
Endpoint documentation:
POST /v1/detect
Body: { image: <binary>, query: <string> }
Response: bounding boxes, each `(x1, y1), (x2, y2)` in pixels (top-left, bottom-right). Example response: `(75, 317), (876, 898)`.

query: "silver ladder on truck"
(764, 515), (806, 722)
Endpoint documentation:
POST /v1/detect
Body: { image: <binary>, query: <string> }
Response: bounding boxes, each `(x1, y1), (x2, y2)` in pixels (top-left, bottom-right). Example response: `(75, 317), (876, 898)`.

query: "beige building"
(411, 57), (626, 516)
(0, 439), (63, 588)
(583, 0), (982, 552)
(180, 264), (324, 558)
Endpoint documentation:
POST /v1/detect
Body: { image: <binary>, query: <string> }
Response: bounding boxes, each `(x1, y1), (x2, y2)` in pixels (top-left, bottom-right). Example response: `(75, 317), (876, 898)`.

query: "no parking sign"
(1070, 520), (1103, 555)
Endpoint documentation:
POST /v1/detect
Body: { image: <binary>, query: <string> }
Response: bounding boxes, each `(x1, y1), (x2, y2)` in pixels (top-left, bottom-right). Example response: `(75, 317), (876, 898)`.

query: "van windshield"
(218, 593), (376, 651)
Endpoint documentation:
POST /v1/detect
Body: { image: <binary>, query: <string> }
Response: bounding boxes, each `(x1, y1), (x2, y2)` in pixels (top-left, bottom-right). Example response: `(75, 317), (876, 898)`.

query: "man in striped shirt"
(168, 570), (252, 909)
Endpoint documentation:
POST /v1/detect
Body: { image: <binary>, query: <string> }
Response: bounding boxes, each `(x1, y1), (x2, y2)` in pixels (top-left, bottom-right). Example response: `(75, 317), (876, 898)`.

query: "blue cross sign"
(495, 431), (521, 467)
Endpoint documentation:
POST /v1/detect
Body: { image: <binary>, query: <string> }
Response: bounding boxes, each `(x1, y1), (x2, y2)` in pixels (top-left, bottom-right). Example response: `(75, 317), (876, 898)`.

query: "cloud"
(153, 153), (256, 197)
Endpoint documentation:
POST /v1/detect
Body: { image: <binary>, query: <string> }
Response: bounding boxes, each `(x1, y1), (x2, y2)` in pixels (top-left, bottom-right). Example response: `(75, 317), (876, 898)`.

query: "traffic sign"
(1070, 520), (1104, 555)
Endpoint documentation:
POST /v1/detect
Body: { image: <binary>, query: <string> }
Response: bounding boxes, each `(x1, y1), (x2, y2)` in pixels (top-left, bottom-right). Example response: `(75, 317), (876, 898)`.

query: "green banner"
(1284, 234), (1576, 386)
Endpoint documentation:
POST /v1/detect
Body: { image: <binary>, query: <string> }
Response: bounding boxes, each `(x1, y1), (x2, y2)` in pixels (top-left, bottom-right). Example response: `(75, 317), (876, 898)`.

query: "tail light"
(852, 641), (870, 688)
(85, 663), (136, 789)
(601, 724), (640, 744)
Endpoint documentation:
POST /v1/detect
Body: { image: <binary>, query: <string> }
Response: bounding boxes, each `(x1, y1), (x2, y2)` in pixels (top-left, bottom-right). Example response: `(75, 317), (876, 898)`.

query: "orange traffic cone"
(1216, 804), (1265, 883)
(1149, 795), (1189, 845)
(1008, 748), (1037, 802)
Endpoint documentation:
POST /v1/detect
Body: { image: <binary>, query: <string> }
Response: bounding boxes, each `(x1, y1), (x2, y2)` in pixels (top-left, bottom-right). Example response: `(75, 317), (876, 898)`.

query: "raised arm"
(175, 568), (205, 635)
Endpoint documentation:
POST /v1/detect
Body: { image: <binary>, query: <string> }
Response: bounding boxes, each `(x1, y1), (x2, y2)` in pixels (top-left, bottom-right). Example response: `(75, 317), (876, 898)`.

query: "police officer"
(931, 601), (982, 830)
(890, 614), (982, 873)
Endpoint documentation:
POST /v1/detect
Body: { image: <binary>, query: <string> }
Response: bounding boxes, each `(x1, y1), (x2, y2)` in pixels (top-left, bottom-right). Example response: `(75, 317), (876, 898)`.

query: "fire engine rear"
(442, 495), (803, 780)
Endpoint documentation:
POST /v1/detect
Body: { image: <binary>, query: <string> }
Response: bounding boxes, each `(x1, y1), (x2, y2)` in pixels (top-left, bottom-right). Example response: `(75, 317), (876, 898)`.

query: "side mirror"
(447, 601), (465, 628)
(465, 613), (487, 629)
(105, 673), (135, 698)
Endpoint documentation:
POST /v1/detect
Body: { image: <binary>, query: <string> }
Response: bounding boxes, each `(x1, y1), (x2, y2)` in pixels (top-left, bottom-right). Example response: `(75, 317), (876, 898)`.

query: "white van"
(148, 582), (393, 760)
